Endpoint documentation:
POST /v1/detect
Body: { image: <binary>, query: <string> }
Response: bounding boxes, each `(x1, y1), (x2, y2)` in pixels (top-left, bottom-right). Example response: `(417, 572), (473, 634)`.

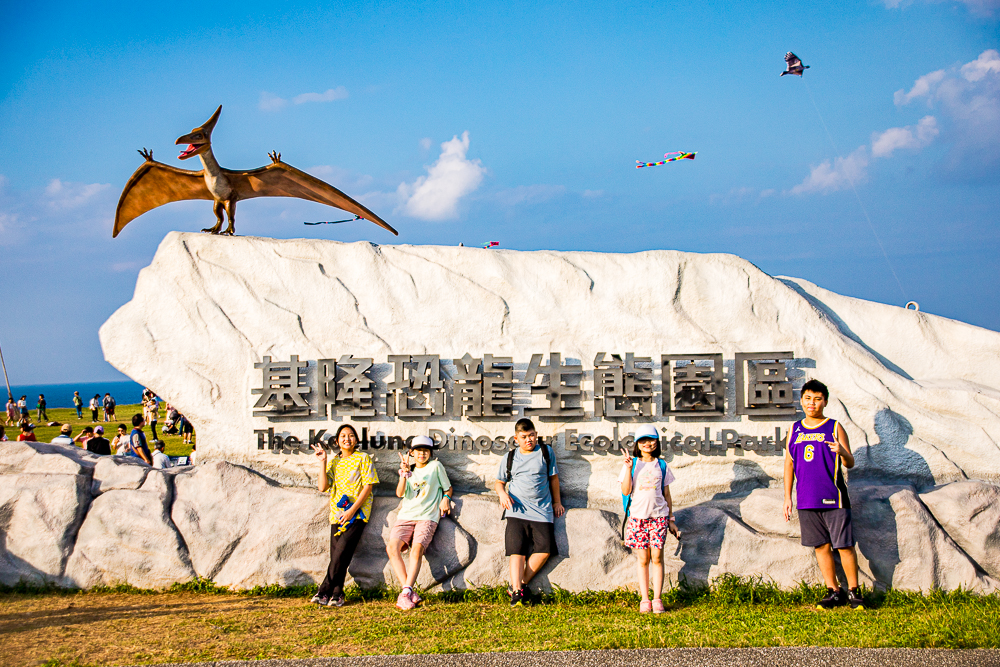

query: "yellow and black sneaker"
(510, 586), (524, 607)
(847, 587), (865, 610)
(817, 587), (846, 609)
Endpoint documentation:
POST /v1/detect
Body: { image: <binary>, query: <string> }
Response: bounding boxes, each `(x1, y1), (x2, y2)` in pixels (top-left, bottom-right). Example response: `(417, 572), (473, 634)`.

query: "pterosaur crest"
(114, 105), (397, 238)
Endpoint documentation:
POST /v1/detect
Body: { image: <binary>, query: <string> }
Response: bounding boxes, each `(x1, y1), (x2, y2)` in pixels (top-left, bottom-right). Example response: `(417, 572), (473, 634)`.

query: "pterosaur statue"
(113, 106), (397, 238)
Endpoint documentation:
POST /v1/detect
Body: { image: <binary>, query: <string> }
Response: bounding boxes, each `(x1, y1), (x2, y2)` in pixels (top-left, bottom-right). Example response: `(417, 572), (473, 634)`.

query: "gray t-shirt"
(496, 445), (558, 523)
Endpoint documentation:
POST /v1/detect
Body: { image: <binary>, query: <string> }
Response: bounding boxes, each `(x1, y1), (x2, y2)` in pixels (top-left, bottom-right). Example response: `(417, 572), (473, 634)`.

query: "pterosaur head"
(175, 105), (221, 160)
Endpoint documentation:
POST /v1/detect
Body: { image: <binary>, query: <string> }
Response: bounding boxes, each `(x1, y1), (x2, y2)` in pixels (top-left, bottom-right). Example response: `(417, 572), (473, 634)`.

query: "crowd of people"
(307, 379), (864, 613)
(3, 386), (196, 470)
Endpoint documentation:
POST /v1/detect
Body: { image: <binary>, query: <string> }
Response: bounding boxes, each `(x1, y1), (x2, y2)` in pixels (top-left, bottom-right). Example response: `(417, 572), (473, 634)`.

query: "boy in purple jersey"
(783, 379), (864, 610)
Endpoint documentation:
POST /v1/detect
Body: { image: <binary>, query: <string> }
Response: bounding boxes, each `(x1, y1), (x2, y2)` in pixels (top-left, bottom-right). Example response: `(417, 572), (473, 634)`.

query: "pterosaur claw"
(138, 148), (154, 161)
(268, 151), (281, 164)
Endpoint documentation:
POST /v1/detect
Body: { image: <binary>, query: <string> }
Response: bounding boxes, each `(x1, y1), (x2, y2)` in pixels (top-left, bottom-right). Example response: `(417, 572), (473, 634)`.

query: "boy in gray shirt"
(495, 418), (565, 606)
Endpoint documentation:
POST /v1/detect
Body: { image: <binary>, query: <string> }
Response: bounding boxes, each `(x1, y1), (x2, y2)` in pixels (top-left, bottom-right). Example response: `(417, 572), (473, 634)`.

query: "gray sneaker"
(328, 594), (346, 607)
(311, 594), (329, 606)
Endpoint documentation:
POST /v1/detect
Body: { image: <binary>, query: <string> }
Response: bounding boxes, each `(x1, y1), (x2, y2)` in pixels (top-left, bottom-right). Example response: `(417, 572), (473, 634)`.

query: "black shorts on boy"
(505, 517), (558, 557)
(799, 508), (854, 549)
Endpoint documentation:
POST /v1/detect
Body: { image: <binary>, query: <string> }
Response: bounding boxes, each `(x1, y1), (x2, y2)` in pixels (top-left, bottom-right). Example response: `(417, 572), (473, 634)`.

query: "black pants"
(317, 519), (366, 598)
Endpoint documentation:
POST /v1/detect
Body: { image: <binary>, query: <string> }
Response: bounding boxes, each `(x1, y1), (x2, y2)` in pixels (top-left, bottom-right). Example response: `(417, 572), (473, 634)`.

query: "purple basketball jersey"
(788, 418), (850, 510)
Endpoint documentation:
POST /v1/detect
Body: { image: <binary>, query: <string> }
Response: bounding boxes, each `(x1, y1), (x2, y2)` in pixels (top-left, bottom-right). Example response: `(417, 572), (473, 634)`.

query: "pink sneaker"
(409, 589), (422, 605)
(639, 600), (652, 613)
(652, 599), (665, 614)
(396, 590), (416, 610)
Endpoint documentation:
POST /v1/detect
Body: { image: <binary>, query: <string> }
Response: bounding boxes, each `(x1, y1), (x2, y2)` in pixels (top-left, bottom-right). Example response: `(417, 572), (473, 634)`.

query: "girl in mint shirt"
(386, 436), (453, 610)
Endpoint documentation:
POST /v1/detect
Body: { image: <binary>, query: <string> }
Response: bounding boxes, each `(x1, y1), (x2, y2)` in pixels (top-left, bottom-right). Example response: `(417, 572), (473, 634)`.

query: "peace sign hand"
(311, 443), (327, 462)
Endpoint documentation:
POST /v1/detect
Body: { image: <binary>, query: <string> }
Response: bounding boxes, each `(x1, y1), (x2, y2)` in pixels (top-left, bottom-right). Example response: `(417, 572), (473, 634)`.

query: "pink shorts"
(389, 519), (438, 550)
(624, 516), (669, 550)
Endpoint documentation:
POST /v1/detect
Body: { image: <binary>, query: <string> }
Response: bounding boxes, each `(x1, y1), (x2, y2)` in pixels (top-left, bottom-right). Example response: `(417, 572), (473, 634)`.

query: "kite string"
(803, 79), (908, 302)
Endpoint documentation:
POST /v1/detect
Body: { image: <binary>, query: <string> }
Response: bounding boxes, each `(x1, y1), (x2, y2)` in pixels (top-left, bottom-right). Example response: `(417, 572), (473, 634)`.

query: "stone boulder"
(0, 472), (90, 586)
(64, 471), (195, 588)
(852, 484), (997, 592)
(920, 480), (1000, 580)
(91, 455), (149, 495)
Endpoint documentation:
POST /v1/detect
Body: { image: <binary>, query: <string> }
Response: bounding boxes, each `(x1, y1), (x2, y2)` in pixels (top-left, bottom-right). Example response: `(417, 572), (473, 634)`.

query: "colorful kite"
(482, 241), (499, 249)
(780, 52), (810, 77)
(305, 215), (363, 225)
(635, 152), (697, 169)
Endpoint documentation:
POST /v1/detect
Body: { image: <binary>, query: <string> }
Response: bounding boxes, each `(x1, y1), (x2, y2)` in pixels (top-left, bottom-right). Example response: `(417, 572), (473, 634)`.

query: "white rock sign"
(6, 231), (998, 592)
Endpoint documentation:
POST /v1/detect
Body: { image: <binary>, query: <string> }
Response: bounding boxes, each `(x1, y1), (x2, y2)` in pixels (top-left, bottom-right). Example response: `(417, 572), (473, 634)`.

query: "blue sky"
(1, 0), (998, 384)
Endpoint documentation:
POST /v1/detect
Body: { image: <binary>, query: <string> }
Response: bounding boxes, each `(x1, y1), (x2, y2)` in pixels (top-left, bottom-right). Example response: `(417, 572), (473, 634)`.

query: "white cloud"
(43, 179), (111, 209)
(494, 184), (566, 207)
(894, 50), (1000, 176)
(894, 70), (946, 106)
(260, 86), (349, 111)
(396, 132), (486, 221)
(789, 146), (869, 195)
(293, 87), (349, 104)
(581, 189), (604, 198)
(419, 138), (432, 151)
(961, 49), (1000, 82)
(871, 116), (939, 157)
(259, 91), (288, 111)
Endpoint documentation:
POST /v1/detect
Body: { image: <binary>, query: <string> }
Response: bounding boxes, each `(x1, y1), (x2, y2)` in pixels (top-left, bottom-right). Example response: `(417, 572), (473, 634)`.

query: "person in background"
(36, 394), (48, 422)
(102, 393), (112, 422)
(0, 425), (7, 441)
(73, 391), (83, 419)
(87, 426), (111, 455)
(18, 396), (29, 421)
(108, 393), (117, 421)
(74, 426), (94, 447)
(188, 442), (197, 465)
(129, 413), (153, 465)
(5, 397), (17, 426)
(17, 421), (36, 442)
(90, 395), (100, 422)
(111, 424), (129, 456)
(180, 414), (194, 446)
(145, 395), (159, 442)
(152, 440), (172, 469)
(51, 424), (74, 446)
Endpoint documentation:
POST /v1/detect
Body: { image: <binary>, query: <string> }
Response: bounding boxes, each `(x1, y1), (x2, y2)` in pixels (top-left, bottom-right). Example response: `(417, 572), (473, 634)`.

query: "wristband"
(444, 494), (452, 500)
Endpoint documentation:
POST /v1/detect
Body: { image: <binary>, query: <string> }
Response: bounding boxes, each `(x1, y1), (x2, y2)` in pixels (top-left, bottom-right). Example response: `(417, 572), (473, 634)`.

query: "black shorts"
(799, 508), (854, 549)
(504, 517), (558, 557)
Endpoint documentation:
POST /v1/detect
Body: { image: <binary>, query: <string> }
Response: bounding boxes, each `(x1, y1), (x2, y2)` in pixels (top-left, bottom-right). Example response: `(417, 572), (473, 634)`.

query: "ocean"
(5, 381), (147, 409)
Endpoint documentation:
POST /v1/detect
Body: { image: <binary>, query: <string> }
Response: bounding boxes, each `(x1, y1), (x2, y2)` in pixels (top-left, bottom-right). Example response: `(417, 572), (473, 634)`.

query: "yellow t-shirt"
(326, 450), (379, 524)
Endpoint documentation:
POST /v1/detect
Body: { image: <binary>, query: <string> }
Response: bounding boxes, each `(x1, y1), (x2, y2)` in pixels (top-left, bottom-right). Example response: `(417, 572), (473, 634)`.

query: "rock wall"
(4, 232), (1000, 592)
(2, 440), (998, 592)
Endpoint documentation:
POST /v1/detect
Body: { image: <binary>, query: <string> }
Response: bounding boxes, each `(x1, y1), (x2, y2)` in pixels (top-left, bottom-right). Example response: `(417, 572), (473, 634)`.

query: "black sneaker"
(510, 587), (523, 607)
(847, 587), (865, 610)
(817, 587), (847, 609)
(520, 585), (540, 605)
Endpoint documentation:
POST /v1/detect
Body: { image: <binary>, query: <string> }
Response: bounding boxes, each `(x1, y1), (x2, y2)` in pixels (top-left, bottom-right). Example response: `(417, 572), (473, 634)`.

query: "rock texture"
(4, 234), (1000, 592)
(1, 440), (999, 592)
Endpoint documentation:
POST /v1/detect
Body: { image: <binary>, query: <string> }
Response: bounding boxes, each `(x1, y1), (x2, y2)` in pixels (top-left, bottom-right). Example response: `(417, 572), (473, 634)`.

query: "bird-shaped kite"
(780, 52), (810, 77)
(636, 152), (697, 168)
(114, 106), (397, 238)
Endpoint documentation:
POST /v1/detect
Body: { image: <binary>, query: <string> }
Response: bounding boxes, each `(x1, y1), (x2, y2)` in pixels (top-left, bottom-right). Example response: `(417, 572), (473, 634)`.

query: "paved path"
(143, 648), (1000, 667)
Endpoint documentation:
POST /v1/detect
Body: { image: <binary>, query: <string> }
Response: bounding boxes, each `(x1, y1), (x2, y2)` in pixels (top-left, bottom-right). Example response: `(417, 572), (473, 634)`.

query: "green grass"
(4, 405), (194, 457)
(2, 576), (997, 665)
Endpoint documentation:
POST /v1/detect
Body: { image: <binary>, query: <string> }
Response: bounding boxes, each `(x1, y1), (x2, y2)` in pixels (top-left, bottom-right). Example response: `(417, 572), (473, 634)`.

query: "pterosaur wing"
(227, 162), (398, 236)
(114, 161), (211, 237)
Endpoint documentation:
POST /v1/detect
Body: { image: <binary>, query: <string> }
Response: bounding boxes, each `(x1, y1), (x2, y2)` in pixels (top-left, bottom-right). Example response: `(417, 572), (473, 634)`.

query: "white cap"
(634, 425), (659, 442)
(409, 435), (435, 450)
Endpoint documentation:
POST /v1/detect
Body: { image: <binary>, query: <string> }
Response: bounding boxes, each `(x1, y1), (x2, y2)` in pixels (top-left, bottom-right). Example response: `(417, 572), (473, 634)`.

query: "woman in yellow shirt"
(310, 424), (379, 607)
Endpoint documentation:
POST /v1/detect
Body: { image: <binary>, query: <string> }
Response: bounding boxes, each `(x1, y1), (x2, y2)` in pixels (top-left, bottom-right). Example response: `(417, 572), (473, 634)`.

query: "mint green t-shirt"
(397, 460), (452, 523)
